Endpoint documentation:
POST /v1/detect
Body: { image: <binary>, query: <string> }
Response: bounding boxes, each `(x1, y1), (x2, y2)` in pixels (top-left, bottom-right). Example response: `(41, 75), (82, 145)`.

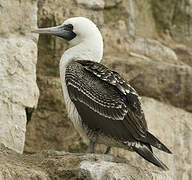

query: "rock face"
(23, 0), (192, 179)
(104, 56), (192, 112)
(0, 0), (189, 179)
(131, 37), (178, 64)
(75, 0), (105, 10)
(151, 0), (192, 44)
(110, 97), (192, 180)
(0, 0), (39, 153)
(0, 144), (169, 180)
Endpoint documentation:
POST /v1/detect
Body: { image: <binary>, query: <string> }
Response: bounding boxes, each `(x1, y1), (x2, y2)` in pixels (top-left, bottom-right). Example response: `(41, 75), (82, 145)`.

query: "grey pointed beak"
(32, 25), (76, 41)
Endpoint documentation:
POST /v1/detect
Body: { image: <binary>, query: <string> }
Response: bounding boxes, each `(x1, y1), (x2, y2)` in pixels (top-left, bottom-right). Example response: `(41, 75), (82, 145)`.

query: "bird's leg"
(104, 146), (111, 154)
(88, 140), (95, 153)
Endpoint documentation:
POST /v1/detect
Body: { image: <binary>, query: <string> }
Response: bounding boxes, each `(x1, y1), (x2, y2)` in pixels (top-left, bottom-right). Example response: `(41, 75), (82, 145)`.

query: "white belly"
(60, 67), (88, 140)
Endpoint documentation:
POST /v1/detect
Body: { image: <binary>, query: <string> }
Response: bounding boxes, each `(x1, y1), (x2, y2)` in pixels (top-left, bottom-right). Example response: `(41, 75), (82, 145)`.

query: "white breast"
(59, 56), (88, 140)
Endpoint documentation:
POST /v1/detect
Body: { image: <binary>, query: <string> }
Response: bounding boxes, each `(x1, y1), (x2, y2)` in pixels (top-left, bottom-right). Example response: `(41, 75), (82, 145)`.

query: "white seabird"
(32, 17), (172, 170)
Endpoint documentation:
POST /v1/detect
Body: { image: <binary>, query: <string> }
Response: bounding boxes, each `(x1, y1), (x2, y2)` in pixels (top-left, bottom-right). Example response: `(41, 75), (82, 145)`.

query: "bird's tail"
(146, 131), (172, 154)
(132, 143), (169, 170)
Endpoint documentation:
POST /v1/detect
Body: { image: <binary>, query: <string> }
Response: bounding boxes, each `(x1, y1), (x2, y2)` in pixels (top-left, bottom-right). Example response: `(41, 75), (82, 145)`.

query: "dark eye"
(66, 24), (73, 31)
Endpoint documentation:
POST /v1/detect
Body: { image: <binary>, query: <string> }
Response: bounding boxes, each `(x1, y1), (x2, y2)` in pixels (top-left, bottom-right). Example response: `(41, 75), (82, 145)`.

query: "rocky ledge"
(0, 144), (168, 180)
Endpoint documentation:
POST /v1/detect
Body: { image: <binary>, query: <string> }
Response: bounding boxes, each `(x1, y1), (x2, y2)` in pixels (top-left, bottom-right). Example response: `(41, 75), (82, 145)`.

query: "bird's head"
(32, 17), (102, 46)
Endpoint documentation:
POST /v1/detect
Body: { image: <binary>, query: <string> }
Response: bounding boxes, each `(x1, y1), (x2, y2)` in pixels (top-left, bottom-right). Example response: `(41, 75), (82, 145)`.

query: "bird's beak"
(32, 25), (76, 41)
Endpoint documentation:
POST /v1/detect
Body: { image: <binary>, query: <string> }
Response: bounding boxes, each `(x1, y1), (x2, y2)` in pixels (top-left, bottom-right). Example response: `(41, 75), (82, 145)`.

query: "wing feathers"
(67, 78), (127, 121)
(132, 143), (169, 170)
(146, 132), (172, 154)
(66, 61), (148, 139)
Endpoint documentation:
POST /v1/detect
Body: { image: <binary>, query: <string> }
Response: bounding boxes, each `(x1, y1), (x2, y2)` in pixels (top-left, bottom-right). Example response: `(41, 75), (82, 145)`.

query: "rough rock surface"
(23, 0), (192, 179)
(25, 75), (85, 153)
(0, 0), (188, 180)
(75, 0), (105, 10)
(0, 0), (39, 153)
(1, 0), (191, 179)
(151, 0), (192, 44)
(110, 97), (192, 180)
(0, 144), (169, 180)
(131, 37), (178, 64)
(104, 56), (192, 112)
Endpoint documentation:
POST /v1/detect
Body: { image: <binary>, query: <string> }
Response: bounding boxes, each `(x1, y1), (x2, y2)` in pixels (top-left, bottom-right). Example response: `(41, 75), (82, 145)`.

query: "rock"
(127, 0), (135, 36)
(24, 75), (86, 153)
(0, 37), (39, 108)
(104, 0), (122, 9)
(80, 160), (168, 179)
(114, 97), (192, 180)
(0, 145), (169, 180)
(0, 101), (26, 154)
(0, 0), (37, 38)
(130, 0), (157, 38)
(173, 44), (192, 67)
(131, 37), (178, 64)
(104, 56), (192, 112)
(151, 0), (192, 44)
(0, 0), (39, 153)
(23, 1), (192, 180)
(75, 0), (105, 10)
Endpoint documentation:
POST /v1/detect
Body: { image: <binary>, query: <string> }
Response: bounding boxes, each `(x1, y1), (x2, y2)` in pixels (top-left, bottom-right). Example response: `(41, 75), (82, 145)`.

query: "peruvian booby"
(32, 17), (172, 170)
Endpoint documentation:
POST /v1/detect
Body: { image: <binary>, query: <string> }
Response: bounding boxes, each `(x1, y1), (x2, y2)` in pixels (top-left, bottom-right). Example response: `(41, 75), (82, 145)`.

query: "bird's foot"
(87, 140), (95, 153)
(104, 146), (111, 154)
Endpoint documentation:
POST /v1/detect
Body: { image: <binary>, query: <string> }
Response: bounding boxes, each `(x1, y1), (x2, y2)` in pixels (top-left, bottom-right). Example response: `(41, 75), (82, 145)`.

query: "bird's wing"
(65, 60), (147, 141)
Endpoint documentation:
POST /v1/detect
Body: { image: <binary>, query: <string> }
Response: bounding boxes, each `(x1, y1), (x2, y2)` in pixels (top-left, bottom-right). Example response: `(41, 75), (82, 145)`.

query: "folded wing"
(65, 60), (148, 142)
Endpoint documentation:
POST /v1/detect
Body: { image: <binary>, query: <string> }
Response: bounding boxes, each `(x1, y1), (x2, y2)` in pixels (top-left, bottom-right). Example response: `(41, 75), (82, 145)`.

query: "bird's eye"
(67, 24), (73, 31)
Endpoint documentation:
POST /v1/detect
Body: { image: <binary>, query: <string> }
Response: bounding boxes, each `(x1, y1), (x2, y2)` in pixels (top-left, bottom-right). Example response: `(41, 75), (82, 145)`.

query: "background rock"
(25, 75), (86, 153)
(0, 0), (39, 153)
(110, 97), (192, 180)
(75, 0), (105, 10)
(151, 0), (192, 45)
(0, 0), (189, 179)
(104, 56), (192, 112)
(0, 144), (169, 180)
(131, 37), (178, 64)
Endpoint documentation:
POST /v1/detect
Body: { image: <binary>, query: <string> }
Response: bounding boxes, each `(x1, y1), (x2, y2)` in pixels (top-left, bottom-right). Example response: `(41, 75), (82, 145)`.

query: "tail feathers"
(132, 143), (169, 170)
(146, 132), (172, 154)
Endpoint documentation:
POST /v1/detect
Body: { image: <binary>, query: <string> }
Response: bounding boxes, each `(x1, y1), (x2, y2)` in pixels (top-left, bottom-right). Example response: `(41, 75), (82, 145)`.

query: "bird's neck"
(64, 37), (102, 61)
(59, 36), (103, 78)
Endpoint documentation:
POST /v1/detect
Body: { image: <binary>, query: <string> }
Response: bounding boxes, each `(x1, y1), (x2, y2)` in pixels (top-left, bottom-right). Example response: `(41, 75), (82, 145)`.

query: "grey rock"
(131, 37), (178, 64)
(104, 56), (192, 112)
(109, 97), (192, 180)
(0, 146), (169, 180)
(151, 0), (192, 44)
(22, 1), (192, 179)
(0, 1), (39, 153)
(75, 0), (104, 10)
(173, 44), (192, 67)
(80, 160), (168, 180)
(104, 0), (122, 9)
